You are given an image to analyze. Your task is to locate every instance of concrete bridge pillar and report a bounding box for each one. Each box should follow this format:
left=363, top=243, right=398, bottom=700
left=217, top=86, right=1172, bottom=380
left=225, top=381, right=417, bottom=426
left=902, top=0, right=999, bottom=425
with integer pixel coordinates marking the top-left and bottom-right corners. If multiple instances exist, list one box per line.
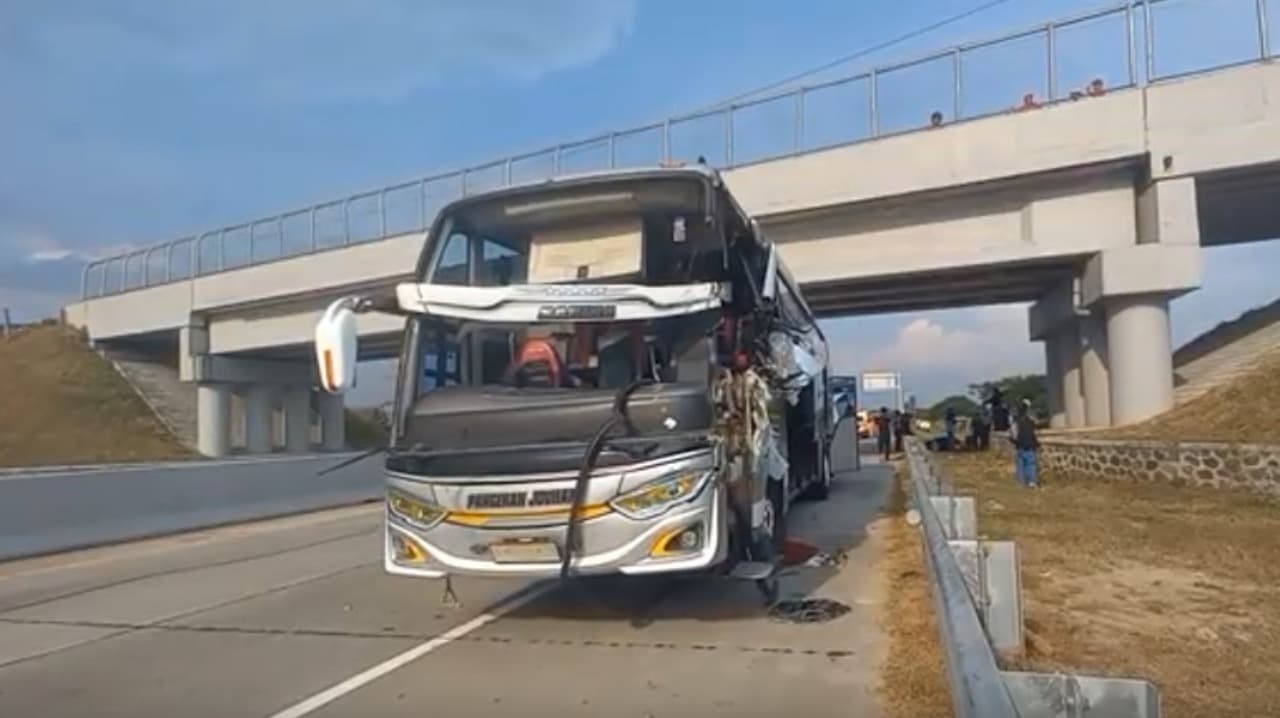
left=284, top=386, right=313, bottom=453
left=318, top=392, right=346, bottom=451
left=1052, top=323, right=1086, bottom=428
left=243, top=384, right=275, bottom=454
left=1043, top=336, right=1065, bottom=427
left=1079, top=312, right=1112, bottom=427
left=1106, top=294, right=1174, bottom=425
left=196, top=383, right=231, bottom=457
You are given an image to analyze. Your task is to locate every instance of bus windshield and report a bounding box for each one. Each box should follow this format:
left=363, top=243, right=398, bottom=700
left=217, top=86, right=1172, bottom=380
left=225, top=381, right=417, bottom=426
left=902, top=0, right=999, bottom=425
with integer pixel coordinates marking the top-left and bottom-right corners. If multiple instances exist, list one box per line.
left=411, top=311, right=718, bottom=398
left=423, top=175, right=727, bottom=289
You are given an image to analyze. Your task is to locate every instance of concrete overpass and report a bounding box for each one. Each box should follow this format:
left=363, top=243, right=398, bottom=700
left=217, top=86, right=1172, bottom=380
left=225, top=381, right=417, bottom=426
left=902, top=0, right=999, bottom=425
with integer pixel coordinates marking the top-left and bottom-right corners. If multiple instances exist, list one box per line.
left=63, top=2, right=1280, bottom=455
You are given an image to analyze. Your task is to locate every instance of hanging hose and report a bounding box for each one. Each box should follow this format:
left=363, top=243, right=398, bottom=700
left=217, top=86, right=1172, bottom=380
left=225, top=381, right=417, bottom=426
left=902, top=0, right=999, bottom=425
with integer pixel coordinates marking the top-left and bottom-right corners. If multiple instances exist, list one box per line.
left=559, top=380, right=650, bottom=581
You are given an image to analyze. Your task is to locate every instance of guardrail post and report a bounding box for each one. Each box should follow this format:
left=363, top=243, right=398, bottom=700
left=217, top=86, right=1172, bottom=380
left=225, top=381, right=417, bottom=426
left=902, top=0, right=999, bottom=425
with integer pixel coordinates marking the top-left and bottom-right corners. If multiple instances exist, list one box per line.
left=99, top=262, right=108, bottom=296
left=793, top=89, right=805, bottom=152
left=952, top=48, right=963, bottom=120
left=869, top=69, right=879, bottom=137
left=80, top=264, right=91, bottom=299
left=377, top=192, right=386, bottom=237
left=724, top=107, right=734, bottom=167
left=1126, top=2, right=1139, bottom=86
left=142, top=250, right=150, bottom=287
left=1143, top=0, right=1156, bottom=81
left=1258, top=0, right=1271, bottom=59
left=192, top=234, right=202, bottom=277
left=418, top=180, right=429, bottom=229
left=342, top=199, right=351, bottom=244
left=460, top=170, right=469, bottom=197
left=1046, top=22, right=1057, bottom=101
left=504, top=158, right=514, bottom=186
left=278, top=215, right=286, bottom=256
left=608, top=133, right=617, bottom=169
left=166, top=243, right=174, bottom=282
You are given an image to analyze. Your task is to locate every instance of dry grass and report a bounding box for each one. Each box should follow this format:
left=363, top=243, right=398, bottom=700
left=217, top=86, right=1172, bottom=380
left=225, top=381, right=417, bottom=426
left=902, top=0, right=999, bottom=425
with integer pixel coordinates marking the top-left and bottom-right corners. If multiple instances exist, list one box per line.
left=877, top=465, right=952, bottom=718
left=0, top=325, right=189, bottom=467
left=344, top=407, right=390, bottom=449
left=944, top=450, right=1280, bottom=718
left=1104, top=350, right=1280, bottom=443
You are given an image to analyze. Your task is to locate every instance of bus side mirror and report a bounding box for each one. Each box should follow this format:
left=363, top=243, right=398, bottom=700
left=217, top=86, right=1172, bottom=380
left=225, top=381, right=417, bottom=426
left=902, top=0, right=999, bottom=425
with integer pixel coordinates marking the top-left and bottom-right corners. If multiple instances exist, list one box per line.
left=315, top=297, right=360, bottom=394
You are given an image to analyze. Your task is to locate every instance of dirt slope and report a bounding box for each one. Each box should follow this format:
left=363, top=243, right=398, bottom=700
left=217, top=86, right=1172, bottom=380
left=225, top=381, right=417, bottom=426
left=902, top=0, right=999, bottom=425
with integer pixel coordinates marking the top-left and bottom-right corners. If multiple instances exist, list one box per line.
left=0, top=324, right=190, bottom=467
left=1106, top=349, right=1280, bottom=443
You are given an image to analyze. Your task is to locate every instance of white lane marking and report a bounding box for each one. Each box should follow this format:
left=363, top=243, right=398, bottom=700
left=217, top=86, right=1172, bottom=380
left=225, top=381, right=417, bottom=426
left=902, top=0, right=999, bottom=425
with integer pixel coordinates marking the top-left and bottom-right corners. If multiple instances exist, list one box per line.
left=266, top=581, right=555, bottom=718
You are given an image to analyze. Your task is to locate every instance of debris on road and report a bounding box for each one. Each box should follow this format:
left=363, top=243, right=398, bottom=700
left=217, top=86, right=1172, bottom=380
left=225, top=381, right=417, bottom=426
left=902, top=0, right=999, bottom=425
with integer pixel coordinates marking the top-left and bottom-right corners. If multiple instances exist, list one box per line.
left=768, top=598, right=851, bottom=624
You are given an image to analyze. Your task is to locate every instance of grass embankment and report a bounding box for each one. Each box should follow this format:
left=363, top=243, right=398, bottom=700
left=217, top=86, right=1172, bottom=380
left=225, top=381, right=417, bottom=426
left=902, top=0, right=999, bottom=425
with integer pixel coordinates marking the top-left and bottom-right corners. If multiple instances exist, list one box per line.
left=877, top=466, right=951, bottom=718
left=945, top=450, right=1280, bottom=718
left=344, top=408, right=390, bottom=449
left=1104, top=350, right=1280, bottom=443
left=0, top=324, right=189, bottom=467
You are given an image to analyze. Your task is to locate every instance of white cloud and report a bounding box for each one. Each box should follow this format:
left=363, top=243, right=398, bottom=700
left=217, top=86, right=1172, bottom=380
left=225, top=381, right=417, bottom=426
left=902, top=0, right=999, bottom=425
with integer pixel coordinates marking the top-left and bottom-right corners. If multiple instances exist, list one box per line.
left=829, top=304, right=1042, bottom=404
left=866, top=305, right=1038, bottom=374
left=10, top=1, right=638, bottom=105
left=0, top=222, right=63, bottom=257
left=28, top=249, right=72, bottom=262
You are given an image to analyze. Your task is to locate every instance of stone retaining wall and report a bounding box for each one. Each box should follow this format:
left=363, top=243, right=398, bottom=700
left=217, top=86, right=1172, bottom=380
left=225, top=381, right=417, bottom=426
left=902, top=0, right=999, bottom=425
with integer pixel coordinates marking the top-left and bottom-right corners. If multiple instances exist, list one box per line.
left=1038, top=438, right=1280, bottom=497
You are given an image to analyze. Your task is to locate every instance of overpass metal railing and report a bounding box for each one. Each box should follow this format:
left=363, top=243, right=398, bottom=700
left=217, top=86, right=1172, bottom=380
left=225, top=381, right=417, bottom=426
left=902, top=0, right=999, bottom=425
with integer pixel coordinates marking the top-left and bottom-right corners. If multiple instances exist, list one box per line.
left=81, top=0, right=1277, bottom=299
left=905, top=438, right=1162, bottom=717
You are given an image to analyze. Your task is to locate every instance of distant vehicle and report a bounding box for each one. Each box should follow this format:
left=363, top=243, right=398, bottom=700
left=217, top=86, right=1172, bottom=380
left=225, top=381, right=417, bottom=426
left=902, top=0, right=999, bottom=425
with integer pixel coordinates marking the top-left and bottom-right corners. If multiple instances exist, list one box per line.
left=313, top=166, right=834, bottom=599
left=854, top=410, right=875, bottom=439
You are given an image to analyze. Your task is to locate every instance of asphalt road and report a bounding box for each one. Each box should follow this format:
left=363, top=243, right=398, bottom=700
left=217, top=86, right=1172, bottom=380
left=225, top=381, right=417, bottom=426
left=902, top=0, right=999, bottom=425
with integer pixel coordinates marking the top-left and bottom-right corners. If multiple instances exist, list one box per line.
left=0, top=439, right=891, bottom=718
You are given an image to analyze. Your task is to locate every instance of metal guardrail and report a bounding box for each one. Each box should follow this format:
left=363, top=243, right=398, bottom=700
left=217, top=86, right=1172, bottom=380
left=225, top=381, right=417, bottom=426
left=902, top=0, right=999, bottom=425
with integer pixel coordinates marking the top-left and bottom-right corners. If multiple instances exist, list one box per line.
left=905, top=438, right=1162, bottom=717
left=906, top=439, right=1021, bottom=718
left=0, top=454, right=380, bottom=561
left=81, top=0, right=1276, bottom=299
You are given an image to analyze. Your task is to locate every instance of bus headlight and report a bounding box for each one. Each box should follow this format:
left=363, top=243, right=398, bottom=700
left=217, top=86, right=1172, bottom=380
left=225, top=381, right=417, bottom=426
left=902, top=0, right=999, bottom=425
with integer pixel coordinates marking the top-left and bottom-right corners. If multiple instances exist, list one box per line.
left=387, top=490, right=445, bottom=530
left=610, top=471, right=711, bottom=520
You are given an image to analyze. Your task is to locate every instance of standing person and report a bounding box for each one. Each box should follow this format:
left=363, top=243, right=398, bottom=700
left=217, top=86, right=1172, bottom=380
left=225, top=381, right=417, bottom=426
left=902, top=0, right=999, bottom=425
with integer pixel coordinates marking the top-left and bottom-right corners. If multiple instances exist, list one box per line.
left=973, top=408, right=991, bottom=451
left=875, top=407, right=892, bottom=461
left=1008, top=398, right=1041, bottom=488
left=988, top=388, right=1010, bottom=433
left=892, top=410, right=905, bottom=454
left=943, top=407, right=958, bottom=451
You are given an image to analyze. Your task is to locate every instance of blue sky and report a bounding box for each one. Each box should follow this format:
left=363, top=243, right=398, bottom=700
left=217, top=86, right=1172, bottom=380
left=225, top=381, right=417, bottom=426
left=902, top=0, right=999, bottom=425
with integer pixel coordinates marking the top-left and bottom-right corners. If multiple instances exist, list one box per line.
left=2, top=0, right=1278, bottom=405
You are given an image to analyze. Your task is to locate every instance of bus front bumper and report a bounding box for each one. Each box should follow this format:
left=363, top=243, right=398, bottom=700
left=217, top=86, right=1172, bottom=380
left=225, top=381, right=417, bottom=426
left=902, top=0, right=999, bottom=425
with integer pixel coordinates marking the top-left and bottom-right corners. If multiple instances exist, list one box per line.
left=383, top=484, right=727, bottom=579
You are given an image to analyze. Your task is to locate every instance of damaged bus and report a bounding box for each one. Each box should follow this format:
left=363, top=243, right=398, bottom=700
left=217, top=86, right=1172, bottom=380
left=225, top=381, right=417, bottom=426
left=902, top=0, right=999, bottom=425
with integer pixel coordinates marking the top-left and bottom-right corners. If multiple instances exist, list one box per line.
left=314, top=166, right=834, bottom=594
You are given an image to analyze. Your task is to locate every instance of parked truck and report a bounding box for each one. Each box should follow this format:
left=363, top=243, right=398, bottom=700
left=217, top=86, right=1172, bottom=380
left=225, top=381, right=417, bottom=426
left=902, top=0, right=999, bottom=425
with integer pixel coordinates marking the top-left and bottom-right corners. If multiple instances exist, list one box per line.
left=313, top=166, right=836, bottom=597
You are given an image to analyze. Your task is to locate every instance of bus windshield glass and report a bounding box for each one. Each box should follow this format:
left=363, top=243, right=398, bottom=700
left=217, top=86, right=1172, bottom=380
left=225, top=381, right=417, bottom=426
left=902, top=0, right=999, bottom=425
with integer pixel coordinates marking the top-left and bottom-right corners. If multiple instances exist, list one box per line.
left=423, top=175, right=726, bottom=288
left=412, top=312, right=717, bottom=398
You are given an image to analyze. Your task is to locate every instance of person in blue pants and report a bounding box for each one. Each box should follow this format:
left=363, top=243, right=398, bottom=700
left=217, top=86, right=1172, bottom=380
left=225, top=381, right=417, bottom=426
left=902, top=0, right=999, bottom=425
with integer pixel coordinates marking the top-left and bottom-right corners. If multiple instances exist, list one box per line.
left=1008, top=398, right=1040, bottom=488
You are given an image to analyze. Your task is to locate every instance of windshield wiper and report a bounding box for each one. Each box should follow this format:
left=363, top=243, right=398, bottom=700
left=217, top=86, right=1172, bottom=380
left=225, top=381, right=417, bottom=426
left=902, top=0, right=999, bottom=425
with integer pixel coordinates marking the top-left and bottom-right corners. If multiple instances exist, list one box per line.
left=315, top=443, right=423, bottom=476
